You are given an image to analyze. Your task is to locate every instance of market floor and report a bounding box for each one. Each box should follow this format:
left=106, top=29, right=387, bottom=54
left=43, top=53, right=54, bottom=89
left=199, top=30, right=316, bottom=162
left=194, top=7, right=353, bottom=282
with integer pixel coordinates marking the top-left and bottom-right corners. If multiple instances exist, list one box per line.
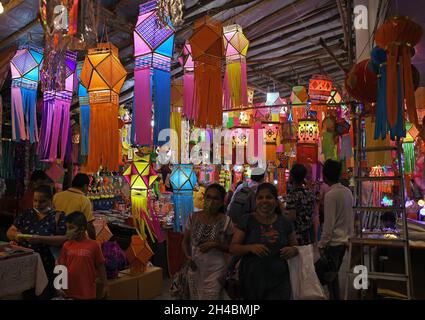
left=154, top=277, right=173, bottom=300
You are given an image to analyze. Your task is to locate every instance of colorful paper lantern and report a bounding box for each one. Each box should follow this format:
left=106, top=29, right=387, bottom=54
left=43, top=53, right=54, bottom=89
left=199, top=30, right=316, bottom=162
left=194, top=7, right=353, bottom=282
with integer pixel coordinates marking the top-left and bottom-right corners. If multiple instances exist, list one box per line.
left=133, top=0, right=175, bottom=146
left=327, top=89, right=342, bottom=105
left=263, top=123, right=280, bottom=144
left=223, top=24, right=249, bottom=109
left=345, top=59, right=377, bottom=103
left=38, top=51, right=77, bottom=162
left=126, top=235, right=154, bottom=274
left=403, top=123, right=416, bottom=174
left=170, top=164, right=197, bottom=232
left=80, top=42, right=127, bottom=172
left=123, top=154, right=163, bottom=242
left=375, top=16, right=422, bottom=129
left=309, top=75, right=332, bottom=102
left=10, top=44, right=43, bottom=143
left=189, top=16, right=224, bottom=127
left=297, top=117, right=319, bottom=164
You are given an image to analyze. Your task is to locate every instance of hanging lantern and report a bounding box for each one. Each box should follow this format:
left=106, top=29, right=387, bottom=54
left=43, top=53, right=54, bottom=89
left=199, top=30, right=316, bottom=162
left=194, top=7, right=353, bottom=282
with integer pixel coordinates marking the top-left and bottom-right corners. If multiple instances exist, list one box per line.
left=265, top=92, right=281, bottom=106
left=232, top=128, right=248, bottom=147
left=290, top=86, right=308, bottom=105
left=345, top=59, right=378, bottom=103
left=223, top=24, right=249, bottom=109
left=247, top=87, right=254, bottom=107
left=297, top=117, right=319, bottom=164
left=80, top=43, right=127, bottom=172
left=189, top=16, right=224, bottom=127
left=133, top=0, right=175, bottom=146
left=238, top=111, right=251, bottom=126
left=170, top=164, right=197, bottom=232
left=375, top=16, right=422, bottom=129
left=403, top=122, right=416, bottom=174
left=38, top=51, right=77, bottom=162
left=309, top=75, right=332, bottom=102
left=123, top=154, right=163, bottom=242
left=10, top=44, right=43, bottom=143
left=263, top=124, right=280, bottom=144
left=126, top=235, right=154, bottom=274
left=77, top=61, right=90, bottom=158
left=327, top=89, right=342, bottom=105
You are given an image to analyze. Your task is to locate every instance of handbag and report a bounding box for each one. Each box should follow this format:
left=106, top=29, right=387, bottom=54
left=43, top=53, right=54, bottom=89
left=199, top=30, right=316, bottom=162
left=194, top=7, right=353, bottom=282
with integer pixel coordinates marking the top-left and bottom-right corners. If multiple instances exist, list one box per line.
left=169, top=261, right=190, bottom=300
left=287, top=245, right=326, bottom=300
left=314, top=248, right=338, bottom=285
left=224, top=257, right=241, bottom=300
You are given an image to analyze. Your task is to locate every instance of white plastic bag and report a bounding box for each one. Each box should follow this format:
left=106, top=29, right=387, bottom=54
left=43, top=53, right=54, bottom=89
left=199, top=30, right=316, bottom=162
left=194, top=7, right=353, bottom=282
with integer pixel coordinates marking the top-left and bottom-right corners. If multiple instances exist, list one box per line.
left=287, top=244, right=327, bottom=300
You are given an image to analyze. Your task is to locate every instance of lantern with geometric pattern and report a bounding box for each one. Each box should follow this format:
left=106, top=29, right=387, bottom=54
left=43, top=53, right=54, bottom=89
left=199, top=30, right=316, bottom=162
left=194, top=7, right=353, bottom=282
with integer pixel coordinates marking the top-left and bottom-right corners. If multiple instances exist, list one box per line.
left=223, top=24, right=249, bottom=109
left=10, top=44, right=43, bottom=143
left=80, top=43, right=127, bottom=172
left=38, top=51, right=77, bottom=162
left=170, top=164, right=197, bottom=232
left=133, top=0, right=175, bottom=146
left=123, top=154, right=163, bottom=242
left=297, top=117, right=319, bottom=164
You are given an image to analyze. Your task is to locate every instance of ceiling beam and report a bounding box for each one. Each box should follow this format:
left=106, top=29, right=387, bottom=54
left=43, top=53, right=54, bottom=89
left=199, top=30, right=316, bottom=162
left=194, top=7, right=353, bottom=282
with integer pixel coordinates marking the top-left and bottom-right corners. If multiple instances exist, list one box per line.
left=0, top=19, right=40, bottom=50
left=248, top=27, right=343, bottom=59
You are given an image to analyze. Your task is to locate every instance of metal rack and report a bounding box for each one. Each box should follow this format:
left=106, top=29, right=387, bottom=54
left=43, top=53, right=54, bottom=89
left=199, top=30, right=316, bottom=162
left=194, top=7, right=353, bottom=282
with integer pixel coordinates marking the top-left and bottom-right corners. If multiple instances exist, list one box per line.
left=344, top=114, right=414, bottom=300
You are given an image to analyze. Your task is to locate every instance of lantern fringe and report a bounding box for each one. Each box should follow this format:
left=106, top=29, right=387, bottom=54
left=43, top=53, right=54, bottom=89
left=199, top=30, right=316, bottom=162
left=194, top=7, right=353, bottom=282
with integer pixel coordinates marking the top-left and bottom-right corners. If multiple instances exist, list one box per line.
left=171, top=111, right=181, bottom=162
left=80, top=105, right=90, bottom=156
left=400, top=46, right=419, bottom=128
left=38, top=96, right=71, bottom=162
left=133, top=68, right=152, bottom=145
left=374, top=62, right=406, bottom=140
left=153, top=68, right=171, bottom=146
left=223, top=61, right=248, bottom=110
left=403, top=142, right=415, bottom=174
left=11, top=87, right=38, bottom=143
left=194, top=63, right=222, bottom=127
left=132, top=192, right=149, bottom=240
left=86, top=103, right=119, bottom=172
left=183, top=72, right=196, bottom=120
left=278, top=168, right=286, bottom=195
left=173, top=192, right=194, bottom=232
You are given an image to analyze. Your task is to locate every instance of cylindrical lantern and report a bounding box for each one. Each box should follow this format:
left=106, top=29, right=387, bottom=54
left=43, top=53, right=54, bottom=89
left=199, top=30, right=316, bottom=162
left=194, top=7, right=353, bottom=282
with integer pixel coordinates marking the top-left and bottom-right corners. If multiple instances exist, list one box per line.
left=375, top=16, right=422, bottom=129
left=10, top=44, right=43, bottom=143
left=80, top=43, right=127, bottom=172
left=345, top=59, right=377, bottom=103
left=223, top=24, right=249, bottom=109
left=297, top=118, right=319, bottom=164
left=123, top=155, right=163, bottom=242
left=170, top=164, right=197, bottom=232
left=309, top=74, right=333, bottom=102
left=133, top=0, right=175, bottom=146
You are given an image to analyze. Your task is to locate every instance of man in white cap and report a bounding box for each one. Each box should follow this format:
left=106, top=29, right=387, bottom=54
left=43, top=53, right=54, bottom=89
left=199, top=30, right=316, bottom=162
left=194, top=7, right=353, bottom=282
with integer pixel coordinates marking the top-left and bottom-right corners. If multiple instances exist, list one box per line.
left=227, top=166, right=266, bottom=224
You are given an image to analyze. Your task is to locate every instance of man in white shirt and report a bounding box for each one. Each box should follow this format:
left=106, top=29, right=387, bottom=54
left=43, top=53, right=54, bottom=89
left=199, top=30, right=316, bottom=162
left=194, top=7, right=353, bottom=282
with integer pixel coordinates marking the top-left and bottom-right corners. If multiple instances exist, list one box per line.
left=318, top=160, right=354, bottom=300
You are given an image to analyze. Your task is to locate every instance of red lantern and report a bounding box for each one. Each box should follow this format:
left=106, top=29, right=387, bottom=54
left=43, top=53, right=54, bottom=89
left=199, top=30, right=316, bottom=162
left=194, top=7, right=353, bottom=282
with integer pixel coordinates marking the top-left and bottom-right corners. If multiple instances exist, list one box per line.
left=309, top=74, right=333, bottom=102
left=345, top=59, right=377, bottom=103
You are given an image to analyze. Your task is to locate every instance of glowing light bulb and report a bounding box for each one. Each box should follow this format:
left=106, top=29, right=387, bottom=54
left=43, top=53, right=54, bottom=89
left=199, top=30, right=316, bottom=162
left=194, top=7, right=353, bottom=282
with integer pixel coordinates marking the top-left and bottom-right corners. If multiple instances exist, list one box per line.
left=274, top=180, right=278, bottom=185
left=0, top=2, right=4, bottom=14
left=418, top=199, right=425, bottom=207
left=420, top=208, right=425, bottom=217
left=151, top=120, right=154, bottom=127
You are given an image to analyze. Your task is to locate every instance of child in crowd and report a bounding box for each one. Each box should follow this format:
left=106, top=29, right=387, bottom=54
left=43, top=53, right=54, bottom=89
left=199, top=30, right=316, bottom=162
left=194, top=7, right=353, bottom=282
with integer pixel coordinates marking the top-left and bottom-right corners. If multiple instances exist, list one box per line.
left=58, top=211, right=108, bottom=299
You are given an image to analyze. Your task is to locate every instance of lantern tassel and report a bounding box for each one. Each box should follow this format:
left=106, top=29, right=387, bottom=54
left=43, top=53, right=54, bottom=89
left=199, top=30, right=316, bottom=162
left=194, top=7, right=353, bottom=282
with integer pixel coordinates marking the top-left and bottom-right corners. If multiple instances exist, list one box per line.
left=403, top=142, right=415, bottom=174
left=133, top=68, right=152, bottom=146
left=153, top=68, right=171, bottom=146
left=12, top=87, right=38, bottom=143
left=194, top=63, right=223, bottom=127
left=183, top=72, right=196, bottom=120
left=173, top=192, right=194, bottom=232
left=400, top=46, right=419, bottom=128
left=80, top=105, right=90, bottom=156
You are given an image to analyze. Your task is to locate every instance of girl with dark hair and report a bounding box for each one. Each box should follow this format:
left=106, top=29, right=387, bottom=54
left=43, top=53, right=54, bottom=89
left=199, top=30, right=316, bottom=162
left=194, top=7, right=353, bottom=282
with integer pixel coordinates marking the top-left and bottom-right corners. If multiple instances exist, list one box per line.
left=230, top=183, right=298, bottom=300
left=182, top=183, right=234, bottom=299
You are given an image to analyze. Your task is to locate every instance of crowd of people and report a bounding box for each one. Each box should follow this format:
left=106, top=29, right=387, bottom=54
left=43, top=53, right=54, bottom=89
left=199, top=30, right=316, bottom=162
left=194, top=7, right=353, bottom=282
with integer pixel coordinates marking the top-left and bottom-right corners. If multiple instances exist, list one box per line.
left=4, top=159, right=353, bottom=300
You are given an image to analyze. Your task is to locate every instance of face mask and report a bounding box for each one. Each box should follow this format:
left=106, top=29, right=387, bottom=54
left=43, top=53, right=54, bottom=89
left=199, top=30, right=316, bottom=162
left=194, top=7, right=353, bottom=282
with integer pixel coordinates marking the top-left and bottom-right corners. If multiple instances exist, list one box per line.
left=204, top=200, right=222, bottom=214
left=66, top=228, right=84, bottom=240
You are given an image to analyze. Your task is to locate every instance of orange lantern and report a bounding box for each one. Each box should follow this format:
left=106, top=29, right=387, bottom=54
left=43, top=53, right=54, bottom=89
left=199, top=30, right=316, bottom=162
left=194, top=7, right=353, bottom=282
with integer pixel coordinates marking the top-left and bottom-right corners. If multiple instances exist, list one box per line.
left=375, top=16, right=422, bottom=128
left=309, top=74, right=332, bottom=102
left=297, top=118, right=319, bottom=164
left=189, top=16, right=224, bottom=127
left=80, top=43, right=127, bottom=172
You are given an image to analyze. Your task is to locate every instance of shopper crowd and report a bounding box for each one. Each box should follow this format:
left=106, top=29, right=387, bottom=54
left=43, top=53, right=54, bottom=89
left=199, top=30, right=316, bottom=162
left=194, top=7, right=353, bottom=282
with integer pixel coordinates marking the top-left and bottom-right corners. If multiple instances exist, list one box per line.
left=4, top=160, right=353, bottom=300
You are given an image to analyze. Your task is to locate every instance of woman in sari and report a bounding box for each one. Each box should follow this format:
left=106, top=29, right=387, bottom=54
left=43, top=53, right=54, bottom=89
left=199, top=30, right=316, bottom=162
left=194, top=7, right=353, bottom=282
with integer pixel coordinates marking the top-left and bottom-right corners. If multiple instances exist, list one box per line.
left=182, top=183, right=233, bottom=299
